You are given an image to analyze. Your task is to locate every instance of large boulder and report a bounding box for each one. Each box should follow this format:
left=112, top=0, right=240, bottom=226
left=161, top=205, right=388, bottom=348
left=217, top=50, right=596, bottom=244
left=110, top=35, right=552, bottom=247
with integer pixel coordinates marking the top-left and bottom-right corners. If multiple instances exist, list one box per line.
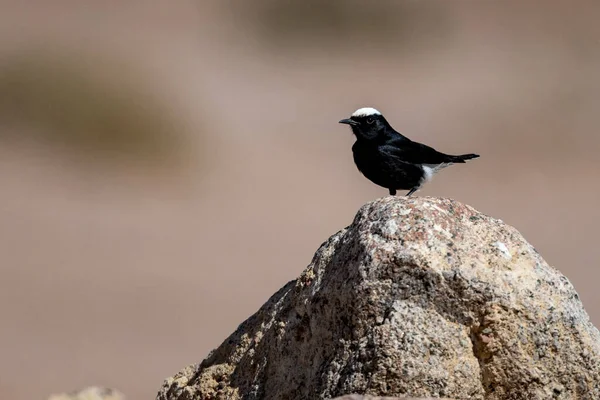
left=332, top=396, right=451, bottom=400
left=157, top=197, right=600, bottom=400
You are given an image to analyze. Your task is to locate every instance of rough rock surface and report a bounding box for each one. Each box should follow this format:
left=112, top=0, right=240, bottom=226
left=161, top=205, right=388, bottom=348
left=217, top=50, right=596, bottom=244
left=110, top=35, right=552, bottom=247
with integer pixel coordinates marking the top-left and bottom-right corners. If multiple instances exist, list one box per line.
left=332, top=396, right=451, bottom=400
left=48, top=387, right=125, bottom=400
left=157, top=197, right=600, bottom=400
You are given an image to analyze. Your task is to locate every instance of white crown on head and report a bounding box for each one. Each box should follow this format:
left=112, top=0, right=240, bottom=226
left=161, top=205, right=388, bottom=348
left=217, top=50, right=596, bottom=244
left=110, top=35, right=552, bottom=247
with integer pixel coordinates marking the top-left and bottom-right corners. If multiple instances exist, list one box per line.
left=351, top=107, right=381, bottom=118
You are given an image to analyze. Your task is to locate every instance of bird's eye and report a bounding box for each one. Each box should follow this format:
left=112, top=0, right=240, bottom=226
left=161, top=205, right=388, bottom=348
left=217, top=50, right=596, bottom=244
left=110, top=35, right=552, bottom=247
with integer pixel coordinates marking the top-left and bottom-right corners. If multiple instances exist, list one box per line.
left=366, top=118, right=374, bottom=124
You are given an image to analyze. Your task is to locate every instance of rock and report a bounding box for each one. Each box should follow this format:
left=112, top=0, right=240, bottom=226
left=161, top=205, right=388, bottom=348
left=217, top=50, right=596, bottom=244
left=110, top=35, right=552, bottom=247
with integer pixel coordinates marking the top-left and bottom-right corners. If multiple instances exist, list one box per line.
left=156, top=197, right=600, bottom=400
left=48, top=386, right=125, bottom=400
left=332, top=396, right=452, bottom=400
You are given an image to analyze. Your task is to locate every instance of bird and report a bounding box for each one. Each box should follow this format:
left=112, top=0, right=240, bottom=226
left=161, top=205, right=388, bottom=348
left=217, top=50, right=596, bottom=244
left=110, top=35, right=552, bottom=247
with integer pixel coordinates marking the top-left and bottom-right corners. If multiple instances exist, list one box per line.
left=339, top=107, right=480, bottom=196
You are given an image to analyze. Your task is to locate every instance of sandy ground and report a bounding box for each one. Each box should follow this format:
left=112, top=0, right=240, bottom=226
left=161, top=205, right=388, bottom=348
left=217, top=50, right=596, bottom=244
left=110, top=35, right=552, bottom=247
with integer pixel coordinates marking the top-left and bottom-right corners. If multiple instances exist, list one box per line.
left=0, top=2, right=599, bottom=399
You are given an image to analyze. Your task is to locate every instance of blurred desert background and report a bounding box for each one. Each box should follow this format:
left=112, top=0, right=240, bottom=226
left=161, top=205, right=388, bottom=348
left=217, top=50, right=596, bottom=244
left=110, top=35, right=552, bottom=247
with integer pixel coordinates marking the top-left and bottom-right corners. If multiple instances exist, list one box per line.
left=0, top=1, right=599, bottom=399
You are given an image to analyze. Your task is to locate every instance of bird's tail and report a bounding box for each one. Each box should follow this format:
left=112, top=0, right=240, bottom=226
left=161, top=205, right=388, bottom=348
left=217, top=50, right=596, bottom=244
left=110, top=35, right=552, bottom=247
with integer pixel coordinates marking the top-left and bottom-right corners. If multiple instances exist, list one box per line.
left=448, top=153, right=480, bottom=163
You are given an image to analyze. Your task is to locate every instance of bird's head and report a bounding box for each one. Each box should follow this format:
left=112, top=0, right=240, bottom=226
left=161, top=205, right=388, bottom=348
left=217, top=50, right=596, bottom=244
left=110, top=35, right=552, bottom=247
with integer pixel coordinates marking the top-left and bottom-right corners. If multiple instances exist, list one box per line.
left=339, top=107, right=389, bottom=140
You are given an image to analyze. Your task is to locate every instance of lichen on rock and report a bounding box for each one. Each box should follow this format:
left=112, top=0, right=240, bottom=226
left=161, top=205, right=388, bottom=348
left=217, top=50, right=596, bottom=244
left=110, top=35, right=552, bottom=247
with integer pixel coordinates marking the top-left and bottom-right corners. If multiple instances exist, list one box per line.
left=157, top=196, right=600, bottom=400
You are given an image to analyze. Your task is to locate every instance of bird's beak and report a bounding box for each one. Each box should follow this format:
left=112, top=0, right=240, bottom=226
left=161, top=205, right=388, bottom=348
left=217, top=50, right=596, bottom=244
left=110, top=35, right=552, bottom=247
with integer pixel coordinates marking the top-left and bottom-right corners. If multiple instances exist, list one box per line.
left=339, top=118, right=358, bottom=126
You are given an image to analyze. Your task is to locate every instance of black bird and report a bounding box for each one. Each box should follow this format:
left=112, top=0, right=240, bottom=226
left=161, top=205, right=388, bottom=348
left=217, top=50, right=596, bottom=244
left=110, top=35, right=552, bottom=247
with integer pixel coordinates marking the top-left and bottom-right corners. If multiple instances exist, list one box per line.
left=339, top=107, right=479, bottom=196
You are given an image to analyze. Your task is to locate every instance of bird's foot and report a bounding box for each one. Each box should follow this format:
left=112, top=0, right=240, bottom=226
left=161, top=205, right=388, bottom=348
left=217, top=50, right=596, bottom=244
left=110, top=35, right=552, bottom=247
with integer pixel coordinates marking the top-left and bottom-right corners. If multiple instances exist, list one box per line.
left=406, top=187, right=418, bottom=197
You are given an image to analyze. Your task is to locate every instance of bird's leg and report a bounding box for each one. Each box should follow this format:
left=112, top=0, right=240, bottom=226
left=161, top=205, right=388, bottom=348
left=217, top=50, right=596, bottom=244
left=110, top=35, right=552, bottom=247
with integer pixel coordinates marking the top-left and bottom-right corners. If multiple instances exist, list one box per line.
left=389, top=188, right=397, bottom=196
left=406, top=187, right=418, bottom=197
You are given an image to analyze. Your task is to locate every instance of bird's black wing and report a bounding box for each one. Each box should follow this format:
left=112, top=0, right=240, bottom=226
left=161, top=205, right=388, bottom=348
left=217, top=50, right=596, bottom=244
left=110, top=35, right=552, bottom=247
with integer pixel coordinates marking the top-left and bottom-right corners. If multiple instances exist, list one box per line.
left=381, top=137, right=453, bottom=165
left=372, top=145, right=424, bottom=188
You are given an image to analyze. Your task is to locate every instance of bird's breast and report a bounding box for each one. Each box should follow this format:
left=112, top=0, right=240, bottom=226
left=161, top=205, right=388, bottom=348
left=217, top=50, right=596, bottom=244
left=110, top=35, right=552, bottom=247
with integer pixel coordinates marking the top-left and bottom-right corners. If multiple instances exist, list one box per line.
left=351, top=143, right=377, bottom=171
left=352, top=143, right=388, bottom=178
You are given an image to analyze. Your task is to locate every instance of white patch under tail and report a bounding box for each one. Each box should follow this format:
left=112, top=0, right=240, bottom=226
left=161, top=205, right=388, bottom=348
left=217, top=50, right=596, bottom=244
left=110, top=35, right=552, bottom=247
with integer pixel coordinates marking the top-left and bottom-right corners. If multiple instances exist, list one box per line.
left=420, top=163, right=452, bottom=184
